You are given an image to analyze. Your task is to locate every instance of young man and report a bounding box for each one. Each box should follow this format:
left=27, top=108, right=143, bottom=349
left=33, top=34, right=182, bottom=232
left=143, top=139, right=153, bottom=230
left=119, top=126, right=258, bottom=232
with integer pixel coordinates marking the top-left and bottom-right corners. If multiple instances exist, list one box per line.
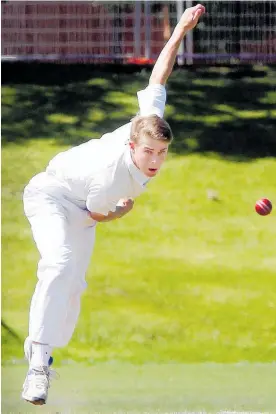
left=22, top=4, right=205, bottom=405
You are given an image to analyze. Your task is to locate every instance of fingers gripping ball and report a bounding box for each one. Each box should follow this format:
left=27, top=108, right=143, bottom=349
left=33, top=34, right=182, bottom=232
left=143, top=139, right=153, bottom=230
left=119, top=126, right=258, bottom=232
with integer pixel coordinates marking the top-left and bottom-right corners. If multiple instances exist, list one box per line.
left=255, top=198, right=272, bottom=216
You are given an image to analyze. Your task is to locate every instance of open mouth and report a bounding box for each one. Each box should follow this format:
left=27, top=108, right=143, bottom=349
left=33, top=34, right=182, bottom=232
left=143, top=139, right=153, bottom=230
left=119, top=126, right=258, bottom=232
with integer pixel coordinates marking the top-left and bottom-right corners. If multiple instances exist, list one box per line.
left=148, top=168, right=158, bottom=175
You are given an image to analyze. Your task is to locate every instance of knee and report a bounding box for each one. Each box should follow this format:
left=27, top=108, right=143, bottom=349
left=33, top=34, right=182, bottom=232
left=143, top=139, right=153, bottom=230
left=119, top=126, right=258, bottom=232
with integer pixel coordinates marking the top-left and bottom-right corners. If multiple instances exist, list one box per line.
left=37, top=247, right=76, bottom=281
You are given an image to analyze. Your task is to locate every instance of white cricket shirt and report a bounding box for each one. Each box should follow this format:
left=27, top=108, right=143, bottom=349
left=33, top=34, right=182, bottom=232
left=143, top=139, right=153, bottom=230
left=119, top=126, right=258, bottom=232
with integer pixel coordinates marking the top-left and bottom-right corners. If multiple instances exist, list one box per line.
left=29, top=84, right=166, bottom=215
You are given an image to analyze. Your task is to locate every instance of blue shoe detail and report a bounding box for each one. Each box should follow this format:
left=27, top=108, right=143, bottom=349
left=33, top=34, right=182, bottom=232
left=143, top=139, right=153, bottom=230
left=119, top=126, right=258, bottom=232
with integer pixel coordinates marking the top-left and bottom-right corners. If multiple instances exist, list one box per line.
left=48, top=356, right=53, bottom=366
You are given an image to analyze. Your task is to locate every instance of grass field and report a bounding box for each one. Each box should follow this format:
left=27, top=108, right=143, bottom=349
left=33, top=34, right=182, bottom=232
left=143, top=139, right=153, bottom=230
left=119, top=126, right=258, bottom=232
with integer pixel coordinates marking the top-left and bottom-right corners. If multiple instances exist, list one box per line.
left=2, top=64, right=276, bottom=411
left=2, top=139, right=276, bottom=365
left=2, top=65, right=276, bottom=365
left=2, top=363, right=276, bottom=413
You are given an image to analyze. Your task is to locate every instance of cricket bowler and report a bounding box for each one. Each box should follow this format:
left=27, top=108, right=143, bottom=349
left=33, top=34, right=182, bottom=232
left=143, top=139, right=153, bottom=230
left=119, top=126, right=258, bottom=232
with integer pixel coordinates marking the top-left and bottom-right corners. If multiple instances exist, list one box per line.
left=22, top=4, right=205, bottom=405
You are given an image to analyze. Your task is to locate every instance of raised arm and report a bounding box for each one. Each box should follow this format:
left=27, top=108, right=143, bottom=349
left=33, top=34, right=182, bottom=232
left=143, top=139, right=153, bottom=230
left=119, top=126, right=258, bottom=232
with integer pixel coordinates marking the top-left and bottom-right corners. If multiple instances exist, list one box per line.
left=149, top=4, right=205, bottom=86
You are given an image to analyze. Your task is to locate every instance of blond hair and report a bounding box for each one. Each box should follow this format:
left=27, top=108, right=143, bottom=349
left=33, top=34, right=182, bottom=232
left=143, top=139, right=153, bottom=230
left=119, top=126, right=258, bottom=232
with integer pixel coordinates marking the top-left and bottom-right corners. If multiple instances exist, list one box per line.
left=130, top=114, right=173, bottom=144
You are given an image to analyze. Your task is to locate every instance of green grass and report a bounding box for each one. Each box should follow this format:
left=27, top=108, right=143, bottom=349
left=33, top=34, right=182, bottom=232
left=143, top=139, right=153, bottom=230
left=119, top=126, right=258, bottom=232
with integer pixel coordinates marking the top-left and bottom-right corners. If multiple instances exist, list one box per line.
left=2, top=364, right=276, bottom=412
left=2, top=65, right=276, bottom=366
left=2, top=141, right=276, bottom=364
left=2, top=64, right=276, bottom=158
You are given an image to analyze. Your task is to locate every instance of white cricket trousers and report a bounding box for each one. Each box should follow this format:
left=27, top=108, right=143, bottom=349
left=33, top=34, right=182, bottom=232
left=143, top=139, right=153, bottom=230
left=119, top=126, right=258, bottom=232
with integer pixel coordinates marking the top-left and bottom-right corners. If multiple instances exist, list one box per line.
left=23, top=173, right=96, bottom=348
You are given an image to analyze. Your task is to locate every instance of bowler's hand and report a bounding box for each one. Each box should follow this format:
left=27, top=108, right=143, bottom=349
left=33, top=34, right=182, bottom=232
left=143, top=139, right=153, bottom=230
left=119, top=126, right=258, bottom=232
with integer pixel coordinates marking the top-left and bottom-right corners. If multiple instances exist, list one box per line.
left=116, top=198, right=134, bottom=218
left=88, top=198, right=134, bottom=223
left=179, top=4, right=205, bottom=32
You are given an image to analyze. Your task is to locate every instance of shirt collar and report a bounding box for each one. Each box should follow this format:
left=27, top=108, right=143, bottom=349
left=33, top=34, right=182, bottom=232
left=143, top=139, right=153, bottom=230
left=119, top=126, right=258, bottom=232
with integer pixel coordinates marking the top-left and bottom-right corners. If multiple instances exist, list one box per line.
left=124, top=146, right=150, bottom=188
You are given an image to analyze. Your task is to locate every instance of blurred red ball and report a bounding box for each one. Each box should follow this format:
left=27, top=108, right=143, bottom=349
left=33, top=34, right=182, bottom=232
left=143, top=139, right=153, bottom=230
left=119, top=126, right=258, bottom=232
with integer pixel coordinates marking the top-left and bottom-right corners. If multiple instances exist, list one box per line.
left=255, top=198, right=272, bottom=216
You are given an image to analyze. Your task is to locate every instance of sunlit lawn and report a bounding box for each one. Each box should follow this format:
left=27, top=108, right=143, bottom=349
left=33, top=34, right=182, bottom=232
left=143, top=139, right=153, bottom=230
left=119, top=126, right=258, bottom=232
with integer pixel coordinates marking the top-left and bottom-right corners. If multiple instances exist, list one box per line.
left=2, top=66, right=276, bottom=367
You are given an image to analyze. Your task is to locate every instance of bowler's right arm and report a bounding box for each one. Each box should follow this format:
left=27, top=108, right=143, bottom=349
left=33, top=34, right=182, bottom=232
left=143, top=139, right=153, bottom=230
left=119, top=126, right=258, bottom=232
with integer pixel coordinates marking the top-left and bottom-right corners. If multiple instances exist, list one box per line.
left=149, top=4, right=205, bottom=86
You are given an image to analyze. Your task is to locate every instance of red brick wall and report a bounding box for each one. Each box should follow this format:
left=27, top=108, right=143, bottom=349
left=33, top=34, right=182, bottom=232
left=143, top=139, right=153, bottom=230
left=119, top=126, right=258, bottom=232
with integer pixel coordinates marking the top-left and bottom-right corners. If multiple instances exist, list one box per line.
left=1, top=1, right=165, bottom=63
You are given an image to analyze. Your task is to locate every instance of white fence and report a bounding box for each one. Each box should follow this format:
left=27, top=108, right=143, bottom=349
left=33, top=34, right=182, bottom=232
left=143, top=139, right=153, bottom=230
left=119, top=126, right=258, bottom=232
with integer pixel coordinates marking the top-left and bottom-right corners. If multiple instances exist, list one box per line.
left=2, top=1, right=276, bottom=64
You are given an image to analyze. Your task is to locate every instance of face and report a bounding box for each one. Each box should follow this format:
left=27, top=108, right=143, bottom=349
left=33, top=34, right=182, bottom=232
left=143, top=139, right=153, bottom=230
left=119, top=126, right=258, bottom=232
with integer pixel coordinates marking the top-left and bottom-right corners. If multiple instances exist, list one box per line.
left=130, top=135, right=169, bottom=177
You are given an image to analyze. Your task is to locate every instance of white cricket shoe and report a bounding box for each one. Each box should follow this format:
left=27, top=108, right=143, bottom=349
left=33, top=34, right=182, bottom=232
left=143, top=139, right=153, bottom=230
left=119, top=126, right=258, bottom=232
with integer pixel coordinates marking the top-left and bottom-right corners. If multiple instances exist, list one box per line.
left=22, top=337, right=55, bottom=405
left=22, top=366, right=50, bottom=405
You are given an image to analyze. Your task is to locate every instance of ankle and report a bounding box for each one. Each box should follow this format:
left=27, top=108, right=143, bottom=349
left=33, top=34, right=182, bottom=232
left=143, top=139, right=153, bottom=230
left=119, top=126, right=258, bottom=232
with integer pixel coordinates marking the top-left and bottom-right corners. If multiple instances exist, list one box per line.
left=30, top=342, right=53, bottom=367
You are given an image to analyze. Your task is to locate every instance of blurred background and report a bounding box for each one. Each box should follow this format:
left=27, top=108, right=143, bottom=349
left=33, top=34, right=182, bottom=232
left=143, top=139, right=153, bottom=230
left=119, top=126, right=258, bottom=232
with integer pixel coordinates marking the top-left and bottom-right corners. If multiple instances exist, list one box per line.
left=2, top=1, right=276, bottom=64
left=2, top=1, right=276, bottom=412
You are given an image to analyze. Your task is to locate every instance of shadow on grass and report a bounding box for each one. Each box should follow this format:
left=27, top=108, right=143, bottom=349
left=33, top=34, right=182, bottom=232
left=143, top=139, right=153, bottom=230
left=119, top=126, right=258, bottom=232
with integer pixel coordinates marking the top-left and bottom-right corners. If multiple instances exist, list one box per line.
left=2, top=63, right=276, bottom=160
left=1, top=319, right=22, bottom=359
left=1, top=319, right=21, bottom=341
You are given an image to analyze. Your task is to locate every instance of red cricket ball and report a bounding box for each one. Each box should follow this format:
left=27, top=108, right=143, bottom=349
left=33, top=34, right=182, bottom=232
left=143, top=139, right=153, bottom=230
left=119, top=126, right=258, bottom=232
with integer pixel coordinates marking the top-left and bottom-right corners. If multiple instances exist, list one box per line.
left=255, top=198, right=272, bottom=216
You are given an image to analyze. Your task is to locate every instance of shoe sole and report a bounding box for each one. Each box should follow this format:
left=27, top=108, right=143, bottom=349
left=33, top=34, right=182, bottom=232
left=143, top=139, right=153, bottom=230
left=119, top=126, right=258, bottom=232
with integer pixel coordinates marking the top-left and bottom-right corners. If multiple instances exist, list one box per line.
left=23, top=396, right=46, bottom=405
